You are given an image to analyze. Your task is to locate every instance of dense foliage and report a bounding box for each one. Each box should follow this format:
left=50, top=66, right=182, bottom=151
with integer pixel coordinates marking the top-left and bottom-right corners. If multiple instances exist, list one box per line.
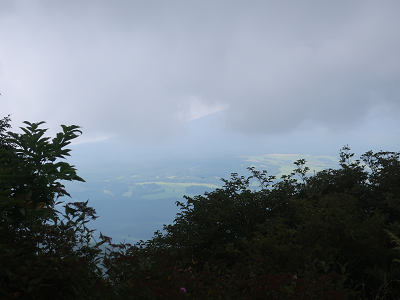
left=1, top=116, right=400, bottom=299
left=0, top=118, right=105, bottom=299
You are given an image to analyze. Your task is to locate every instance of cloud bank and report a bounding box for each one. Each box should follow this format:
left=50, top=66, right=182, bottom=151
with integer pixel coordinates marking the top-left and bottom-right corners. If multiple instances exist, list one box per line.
left=0, top=0, right=399, bottom=144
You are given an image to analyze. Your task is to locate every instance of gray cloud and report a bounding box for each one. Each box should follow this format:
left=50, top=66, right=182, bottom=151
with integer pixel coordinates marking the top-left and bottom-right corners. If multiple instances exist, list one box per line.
left=1, top=0, right=399, bottom=144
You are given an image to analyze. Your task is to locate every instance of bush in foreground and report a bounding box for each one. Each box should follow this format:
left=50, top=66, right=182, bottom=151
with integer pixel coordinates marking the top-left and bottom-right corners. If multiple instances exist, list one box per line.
left=1, top=117, right=400, bottom=299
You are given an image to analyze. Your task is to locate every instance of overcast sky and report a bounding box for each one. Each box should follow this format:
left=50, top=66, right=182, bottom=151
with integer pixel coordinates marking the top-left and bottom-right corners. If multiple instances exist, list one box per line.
left=1, top=0, right=400, bottom=146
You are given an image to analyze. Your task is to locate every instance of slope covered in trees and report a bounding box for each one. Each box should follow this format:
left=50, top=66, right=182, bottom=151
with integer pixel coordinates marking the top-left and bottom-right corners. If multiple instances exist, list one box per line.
left=1, top=117, right=400, bottom=299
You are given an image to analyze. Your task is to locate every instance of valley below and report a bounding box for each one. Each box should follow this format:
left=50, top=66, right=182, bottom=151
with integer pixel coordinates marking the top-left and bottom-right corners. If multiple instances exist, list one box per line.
left=64, top=151, right=339, bottom=244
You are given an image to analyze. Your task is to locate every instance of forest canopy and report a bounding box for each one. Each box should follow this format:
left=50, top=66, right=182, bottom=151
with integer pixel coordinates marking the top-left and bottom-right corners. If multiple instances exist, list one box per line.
left=1, top=116, right=400, bottom=299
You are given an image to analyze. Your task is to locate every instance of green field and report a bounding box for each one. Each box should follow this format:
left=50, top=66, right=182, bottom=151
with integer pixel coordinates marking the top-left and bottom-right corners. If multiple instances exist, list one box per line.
left=124, top=182, right=219, bottom=200
left=239, top=153, right=338, bottom=178
left=92, top=153, right=340, bottom=200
